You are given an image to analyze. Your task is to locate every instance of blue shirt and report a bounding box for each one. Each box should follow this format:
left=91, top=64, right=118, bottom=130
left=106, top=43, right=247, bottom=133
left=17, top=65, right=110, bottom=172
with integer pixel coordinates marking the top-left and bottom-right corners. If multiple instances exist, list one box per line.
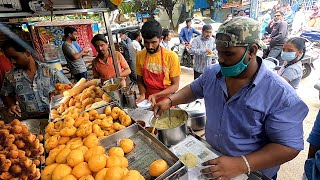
left=1, top=62, right=70, bottom=114
left=72, top=41, right=82, bottom=52
left=179, top=27, right=201, bottom=44
left=190, top=58, right=308, bottom=178
left=307, top=110, right=320, bottom=147
left=305, top=110, right=320, bottom=180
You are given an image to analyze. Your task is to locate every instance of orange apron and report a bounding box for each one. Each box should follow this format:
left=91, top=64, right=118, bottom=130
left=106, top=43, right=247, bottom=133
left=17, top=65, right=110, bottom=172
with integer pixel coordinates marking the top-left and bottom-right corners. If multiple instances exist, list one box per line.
left=142, top=47, right=169, bottom=103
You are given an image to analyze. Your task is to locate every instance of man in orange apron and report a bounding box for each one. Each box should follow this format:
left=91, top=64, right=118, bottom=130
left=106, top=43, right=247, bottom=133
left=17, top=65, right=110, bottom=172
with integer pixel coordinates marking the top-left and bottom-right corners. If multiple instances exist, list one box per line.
left=135, top=20, right=181, bottom=106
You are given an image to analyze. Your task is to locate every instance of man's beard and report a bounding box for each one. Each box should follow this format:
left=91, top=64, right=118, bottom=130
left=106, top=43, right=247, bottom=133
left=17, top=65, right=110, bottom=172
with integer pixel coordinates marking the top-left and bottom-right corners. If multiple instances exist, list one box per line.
left=146, top=45, right=160, bottom=54
left=13, top=64, right=24, bottom=69
left=71, top=37, right=77, bottom=41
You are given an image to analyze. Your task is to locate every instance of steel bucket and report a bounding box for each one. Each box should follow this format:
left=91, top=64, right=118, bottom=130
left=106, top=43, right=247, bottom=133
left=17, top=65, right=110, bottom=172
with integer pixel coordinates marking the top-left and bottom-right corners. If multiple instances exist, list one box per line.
left=150, top=108, right=188, bottom=147
left=103, top=77, right=124, bottom=106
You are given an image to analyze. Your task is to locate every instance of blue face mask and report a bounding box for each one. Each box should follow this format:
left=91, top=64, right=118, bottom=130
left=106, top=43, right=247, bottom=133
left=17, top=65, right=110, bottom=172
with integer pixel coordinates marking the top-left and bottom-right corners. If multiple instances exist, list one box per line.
left=281, top=51, right=296, bottom=61
left=220, top=47, right=251, bottom=77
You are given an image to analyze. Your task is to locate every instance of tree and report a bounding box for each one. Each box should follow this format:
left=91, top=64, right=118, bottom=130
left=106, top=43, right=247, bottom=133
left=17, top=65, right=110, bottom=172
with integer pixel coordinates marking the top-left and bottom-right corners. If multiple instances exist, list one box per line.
left=119, top=0, right=158, bottom=19
left=119, top=1, right=135, bottom=15
left=206, top=0, right=215, bottom=19
left=157, top=0, right=179, bottom=30
left=158, top=0, right=194, bottom=31
left=134, top=0, right=158, bottom=19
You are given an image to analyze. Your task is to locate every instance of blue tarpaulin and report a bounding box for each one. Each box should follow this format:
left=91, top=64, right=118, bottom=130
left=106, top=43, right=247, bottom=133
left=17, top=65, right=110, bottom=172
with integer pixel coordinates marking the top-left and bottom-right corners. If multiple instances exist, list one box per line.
left=193, top=0, right=209, bottom=9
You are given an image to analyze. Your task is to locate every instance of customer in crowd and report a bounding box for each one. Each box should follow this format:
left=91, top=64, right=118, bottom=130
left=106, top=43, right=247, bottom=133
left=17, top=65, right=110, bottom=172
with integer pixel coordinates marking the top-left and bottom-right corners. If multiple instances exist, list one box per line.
left=264, top=11, right=288, bottom=65
left=136, top=20, right=181, bottom=106
left=284, top=5, right=295, bottom=26
left=119, top=29, right=132, bottom=62
left=189, top=24, right=216, bottom=79
left=179, top=18, right=201, bottom=45
left=0, top=49, right=13, bottom=107
left=161, top=29, right=172, bottom=49
left=128, top=30, right=142, bottom=79
left=305, top=110, right=320, bottom=180
left=62, top=26, right=88, bottom=81
left=91, top=34, right=131, bottom=86
left=154, top=17, right=308, bottom=180
left=291, top=6, right=306, bottom=35
left=278, top=37, right=305, bottom=89
left=0, top=49, right=13, bottom=88
left=119, top=29, right=135, bottom=82
left=308, top=3, right=320, bottom=27
left=261, top=10, right=271, bottom=35
left=1, top=39, right=70, bottom=118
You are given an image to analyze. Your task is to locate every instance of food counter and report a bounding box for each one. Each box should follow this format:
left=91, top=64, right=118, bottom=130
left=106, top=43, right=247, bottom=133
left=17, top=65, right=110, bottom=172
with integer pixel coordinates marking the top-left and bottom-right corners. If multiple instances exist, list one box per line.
left=0, top=78, right=271, bottom=180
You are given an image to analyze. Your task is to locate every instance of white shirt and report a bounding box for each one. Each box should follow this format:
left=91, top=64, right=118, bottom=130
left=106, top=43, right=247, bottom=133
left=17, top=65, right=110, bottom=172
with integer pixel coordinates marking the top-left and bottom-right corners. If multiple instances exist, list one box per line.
left=128, top=40, right=142, bottom=70
left=161, top=41, right=170, bottom=49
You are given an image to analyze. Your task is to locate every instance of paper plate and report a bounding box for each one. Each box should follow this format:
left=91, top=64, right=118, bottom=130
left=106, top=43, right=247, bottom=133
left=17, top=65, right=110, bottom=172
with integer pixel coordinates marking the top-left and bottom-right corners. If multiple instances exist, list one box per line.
left=137, top=100, right=152, bottom=109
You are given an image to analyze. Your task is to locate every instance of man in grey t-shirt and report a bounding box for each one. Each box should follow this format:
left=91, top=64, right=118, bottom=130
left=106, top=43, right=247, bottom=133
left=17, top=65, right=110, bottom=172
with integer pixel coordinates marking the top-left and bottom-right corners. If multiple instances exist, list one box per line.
left=62, top=26, right=88, bottom=81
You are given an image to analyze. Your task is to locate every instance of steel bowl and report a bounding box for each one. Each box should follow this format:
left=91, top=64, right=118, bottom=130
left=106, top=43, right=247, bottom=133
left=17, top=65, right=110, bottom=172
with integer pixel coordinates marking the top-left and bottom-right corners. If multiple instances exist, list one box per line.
left=103, top=77, right=124, bottom=106
left=178, top=100, right=206, bottom=131
left=150, top=108, right=188, bottom=147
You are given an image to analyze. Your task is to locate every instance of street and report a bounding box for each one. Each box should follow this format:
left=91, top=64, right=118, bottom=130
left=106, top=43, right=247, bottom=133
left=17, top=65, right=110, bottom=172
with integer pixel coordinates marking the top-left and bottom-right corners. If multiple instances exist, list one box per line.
left=178, top=56, right=320, bottom=179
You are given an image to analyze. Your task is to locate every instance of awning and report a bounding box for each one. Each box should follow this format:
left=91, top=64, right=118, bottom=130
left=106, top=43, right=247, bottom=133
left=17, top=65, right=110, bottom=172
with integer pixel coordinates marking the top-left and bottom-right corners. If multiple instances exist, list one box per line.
left=34, top=19, right=97, bottom=27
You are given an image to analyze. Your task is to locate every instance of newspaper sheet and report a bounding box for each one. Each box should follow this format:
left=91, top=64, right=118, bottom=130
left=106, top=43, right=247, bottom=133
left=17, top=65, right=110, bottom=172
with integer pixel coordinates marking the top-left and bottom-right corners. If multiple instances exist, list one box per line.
left=170, top=135, right=248, bottom=180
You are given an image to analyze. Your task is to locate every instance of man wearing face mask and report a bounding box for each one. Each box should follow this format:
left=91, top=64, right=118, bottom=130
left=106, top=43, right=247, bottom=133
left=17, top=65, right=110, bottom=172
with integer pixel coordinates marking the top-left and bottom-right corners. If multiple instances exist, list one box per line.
left=135, top=20, right=181, bottom=106
left=264, top=11, right=288, bottom=65
left=189, top=24, right=216, bottom=79
left=154, top=17, right=308, bottom=179
left=62, top=26, right=89, bottom=81
left=278, top=37, right=305, bottom=89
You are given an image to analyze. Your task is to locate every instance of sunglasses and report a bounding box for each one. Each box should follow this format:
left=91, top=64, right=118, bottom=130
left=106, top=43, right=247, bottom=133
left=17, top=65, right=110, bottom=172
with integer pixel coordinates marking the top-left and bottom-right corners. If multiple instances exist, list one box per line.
left=274, top=14, right=281, bottom=17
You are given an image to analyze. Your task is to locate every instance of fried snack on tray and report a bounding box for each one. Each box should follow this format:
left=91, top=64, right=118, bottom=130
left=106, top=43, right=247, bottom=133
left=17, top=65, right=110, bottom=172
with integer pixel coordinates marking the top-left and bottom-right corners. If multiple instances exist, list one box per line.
left=53, top=83, right=74, bottom=96
left=0, top=119, right=44, bottom=180
left=50, top=80, right=111, bottom=121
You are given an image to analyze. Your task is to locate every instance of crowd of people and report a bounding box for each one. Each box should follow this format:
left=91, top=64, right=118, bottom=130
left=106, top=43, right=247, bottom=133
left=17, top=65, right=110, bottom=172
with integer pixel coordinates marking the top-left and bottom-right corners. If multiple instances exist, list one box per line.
left=0, top=12, right=319, bottom=179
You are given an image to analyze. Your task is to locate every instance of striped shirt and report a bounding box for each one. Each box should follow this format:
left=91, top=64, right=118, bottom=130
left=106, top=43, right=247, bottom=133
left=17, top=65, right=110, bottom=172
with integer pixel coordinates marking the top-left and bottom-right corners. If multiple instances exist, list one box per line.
left=189, top=36, right=216, bottom=73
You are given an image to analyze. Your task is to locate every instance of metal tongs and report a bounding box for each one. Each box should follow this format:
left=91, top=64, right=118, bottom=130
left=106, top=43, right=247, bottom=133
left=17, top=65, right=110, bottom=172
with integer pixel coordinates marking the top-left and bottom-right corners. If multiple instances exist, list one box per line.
left=168, top=108, right=172, bottom=127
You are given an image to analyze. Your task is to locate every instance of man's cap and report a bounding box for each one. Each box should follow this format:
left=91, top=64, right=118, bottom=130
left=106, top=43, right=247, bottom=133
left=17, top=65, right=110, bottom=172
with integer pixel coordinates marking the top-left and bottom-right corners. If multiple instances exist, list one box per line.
left=216, top=17, right=266, bottom=49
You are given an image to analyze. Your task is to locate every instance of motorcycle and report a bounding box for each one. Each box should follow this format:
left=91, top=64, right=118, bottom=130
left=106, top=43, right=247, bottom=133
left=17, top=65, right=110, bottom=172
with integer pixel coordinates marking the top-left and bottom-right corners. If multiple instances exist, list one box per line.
left=171, top=43, right=193, bottom=68
left=300, top=28, right=320, bottom=47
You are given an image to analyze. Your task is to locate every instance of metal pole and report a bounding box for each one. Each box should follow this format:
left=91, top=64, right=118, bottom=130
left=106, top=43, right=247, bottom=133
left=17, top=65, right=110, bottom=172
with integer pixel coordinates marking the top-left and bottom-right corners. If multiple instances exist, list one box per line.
left=102, top=11, right=120, bottom=77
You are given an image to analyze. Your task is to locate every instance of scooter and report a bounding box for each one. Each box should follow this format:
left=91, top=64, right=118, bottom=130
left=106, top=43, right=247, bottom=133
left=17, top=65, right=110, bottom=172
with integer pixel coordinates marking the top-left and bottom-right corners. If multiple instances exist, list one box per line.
left=300, top=28, right=320, bottom=47
left=171, top=43, right=193, bottom=68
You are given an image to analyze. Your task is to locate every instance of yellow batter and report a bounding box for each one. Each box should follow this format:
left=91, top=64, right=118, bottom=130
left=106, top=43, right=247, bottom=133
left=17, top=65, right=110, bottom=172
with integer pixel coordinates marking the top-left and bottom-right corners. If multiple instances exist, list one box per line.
left=155, top=117, right=184, bottom=129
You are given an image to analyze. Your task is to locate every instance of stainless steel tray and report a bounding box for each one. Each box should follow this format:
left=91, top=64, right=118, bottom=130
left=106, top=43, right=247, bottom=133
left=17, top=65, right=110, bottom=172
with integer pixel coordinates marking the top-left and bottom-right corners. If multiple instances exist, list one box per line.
left=99, top=124, right=184, bottom=180
left=21, top=119, right=48, bottom=134
left=50, top=94, right=64, bottom=110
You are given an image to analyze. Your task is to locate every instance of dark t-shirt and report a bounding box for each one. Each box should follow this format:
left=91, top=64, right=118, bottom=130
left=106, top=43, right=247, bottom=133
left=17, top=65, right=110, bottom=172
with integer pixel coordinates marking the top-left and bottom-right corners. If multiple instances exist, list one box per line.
left=270, top=21, right=288, bottom=47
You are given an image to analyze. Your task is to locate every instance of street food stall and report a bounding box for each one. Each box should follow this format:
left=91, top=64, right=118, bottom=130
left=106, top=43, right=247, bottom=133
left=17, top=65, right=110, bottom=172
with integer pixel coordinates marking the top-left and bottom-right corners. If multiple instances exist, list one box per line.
left=0, top=1, right=271, bottom=180
left=0, top=78, right=271, bottom=179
